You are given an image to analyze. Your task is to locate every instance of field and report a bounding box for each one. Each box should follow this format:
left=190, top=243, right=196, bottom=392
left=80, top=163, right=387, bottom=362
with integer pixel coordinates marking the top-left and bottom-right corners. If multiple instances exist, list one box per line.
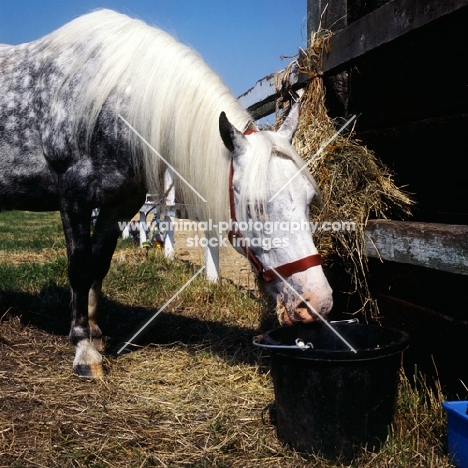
left=0, top=211, right=455, bottom=467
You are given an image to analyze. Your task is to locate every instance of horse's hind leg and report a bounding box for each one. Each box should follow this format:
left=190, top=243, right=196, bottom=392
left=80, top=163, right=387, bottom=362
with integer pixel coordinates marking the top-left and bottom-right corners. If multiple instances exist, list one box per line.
left=61, top=191, right=145, bottom=377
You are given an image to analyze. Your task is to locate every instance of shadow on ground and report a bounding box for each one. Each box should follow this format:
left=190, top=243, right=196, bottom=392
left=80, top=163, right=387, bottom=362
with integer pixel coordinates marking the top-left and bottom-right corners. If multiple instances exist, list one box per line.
left=0, top=283, right=271, bottom=367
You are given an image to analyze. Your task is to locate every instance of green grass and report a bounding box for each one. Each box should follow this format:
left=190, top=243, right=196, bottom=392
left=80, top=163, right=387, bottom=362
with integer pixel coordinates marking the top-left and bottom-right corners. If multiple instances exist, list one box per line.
left=0, top=210, right=64, bottom=251
left=0, top=211, right=259, bottom=326
left=0, top=257, right=68, bottom=291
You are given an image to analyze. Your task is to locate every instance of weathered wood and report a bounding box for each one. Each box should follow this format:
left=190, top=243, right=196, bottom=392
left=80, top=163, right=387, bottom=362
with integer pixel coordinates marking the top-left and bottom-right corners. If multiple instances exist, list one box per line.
left=240, top=2, right=468, bottom=277
left=307, top=0, right=347, bottom=39
left=239, top=0, right=468, bottom=119
left=365, top=220, right=468, bottom=275
left=358, top=113, right=468, bottom=143
left=347, top=0, right=390, bottom=23
left=324, top=0, right=468, bottom=72
left=307, top=0, right=350, bottom=116
left=237, top=63, right=308, bottom=120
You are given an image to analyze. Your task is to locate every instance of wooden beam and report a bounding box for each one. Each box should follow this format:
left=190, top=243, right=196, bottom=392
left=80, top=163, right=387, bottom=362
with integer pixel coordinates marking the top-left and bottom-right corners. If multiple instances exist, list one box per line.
left=323, top=0, right=468, bottom=72
left=238, top=0, right=468, bottom=119
left=237, top=63, right=308, bottom=120
left=357, top=113, right=468, bottom=142
left=364, top=220, right=468, bottom=276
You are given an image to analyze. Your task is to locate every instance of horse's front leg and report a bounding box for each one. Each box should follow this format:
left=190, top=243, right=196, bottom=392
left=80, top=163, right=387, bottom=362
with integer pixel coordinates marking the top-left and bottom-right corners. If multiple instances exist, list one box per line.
left=83, top=196, right=147, bottom=370
left=86, top=195, right=147, bottom=351
left=60, top=202, right=104, bottom=378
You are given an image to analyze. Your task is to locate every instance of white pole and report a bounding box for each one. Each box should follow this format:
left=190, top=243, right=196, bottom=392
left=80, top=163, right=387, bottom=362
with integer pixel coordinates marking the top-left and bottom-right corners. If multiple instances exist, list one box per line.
left=163, top=168, right=176, bottom=260
left=204, top=230, right=219, bottom=282
left=139, top=209, right=147, bottom=247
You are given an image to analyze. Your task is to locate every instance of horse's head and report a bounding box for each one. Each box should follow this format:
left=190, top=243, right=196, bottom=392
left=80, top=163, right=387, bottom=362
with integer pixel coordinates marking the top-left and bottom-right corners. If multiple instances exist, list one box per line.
left=219, top=105, right=333, bottom=324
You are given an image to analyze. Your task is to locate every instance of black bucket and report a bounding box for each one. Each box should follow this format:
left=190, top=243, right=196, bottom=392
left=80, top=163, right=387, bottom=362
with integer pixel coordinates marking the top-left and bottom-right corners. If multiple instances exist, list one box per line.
left=254, top=322, right=409, bottom=461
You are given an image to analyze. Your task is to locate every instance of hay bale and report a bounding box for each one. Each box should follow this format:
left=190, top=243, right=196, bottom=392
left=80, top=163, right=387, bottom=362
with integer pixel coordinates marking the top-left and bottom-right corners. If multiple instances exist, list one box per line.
left=275, top=29, right=413, bottom=319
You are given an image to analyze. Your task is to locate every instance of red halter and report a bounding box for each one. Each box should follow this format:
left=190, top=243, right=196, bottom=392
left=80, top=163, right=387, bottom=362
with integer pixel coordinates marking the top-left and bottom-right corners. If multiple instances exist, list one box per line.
left=228, top=129, right=322, bottom=282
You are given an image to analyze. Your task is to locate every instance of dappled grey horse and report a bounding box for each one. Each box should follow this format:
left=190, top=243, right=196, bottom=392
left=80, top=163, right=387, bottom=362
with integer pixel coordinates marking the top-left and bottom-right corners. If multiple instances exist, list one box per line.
left=0, top=9, right=332, bottom=377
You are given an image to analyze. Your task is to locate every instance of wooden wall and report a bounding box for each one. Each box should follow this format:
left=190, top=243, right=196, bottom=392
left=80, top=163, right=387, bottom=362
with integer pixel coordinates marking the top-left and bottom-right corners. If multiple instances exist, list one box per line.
left=306, top=0, right=468, bottom=397
left=238, top=0, right=468, bottom=396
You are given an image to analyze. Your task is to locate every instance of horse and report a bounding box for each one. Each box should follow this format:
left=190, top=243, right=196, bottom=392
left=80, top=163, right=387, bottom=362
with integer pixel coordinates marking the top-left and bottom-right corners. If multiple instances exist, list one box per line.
left=0, top=9, right=333, bottom=377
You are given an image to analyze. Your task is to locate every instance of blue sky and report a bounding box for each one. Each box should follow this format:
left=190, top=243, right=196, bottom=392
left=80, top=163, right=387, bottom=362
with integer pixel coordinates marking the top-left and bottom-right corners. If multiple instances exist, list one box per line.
left=0, top=0, right=308, bottom=100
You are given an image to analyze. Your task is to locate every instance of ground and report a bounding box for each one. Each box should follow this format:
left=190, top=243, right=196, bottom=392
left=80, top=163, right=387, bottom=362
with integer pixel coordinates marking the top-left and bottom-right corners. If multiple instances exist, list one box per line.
left=165, top=221, right=256, bottom=291
left=0, top=212, right=452, bottom=467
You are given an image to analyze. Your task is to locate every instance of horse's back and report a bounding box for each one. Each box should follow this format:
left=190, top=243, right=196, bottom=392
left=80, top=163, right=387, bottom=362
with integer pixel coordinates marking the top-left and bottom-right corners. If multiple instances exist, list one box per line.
left=0, top=42, right=60, bottom=211
left=0, top=33, right=142, bottom=212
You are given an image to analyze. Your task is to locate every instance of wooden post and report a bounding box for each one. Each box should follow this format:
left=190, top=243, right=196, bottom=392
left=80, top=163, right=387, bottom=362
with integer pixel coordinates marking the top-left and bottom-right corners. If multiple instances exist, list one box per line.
left=161, top=168, right=219, bottom=281
left=307, top=0, right=347, bottom=40
left=163, top=168, right=176, bottom=260
left=307, top=0, right=350, bottom=116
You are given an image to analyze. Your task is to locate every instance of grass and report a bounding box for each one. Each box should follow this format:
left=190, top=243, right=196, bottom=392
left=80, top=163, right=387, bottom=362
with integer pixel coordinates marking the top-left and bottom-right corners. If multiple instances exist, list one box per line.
left=0, top=210, right=64, bottom=251
left=0, top=211, right=458, bottom=467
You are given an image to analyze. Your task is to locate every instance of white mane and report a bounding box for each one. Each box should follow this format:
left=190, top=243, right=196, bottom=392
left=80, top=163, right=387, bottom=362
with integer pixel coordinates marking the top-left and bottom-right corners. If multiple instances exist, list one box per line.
left=31, top=9, right=316, bottom=224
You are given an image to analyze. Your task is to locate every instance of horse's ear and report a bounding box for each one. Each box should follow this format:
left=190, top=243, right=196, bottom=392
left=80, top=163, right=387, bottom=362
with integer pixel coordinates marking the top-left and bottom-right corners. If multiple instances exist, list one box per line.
left=277, top=100, right=301, bottom=142
left=219, top=112, right=246, bottom=154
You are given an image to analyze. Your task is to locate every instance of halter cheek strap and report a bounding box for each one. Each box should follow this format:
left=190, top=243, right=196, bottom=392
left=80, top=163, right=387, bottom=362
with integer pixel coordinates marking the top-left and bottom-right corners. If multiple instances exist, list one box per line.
left=228, top=128, right=322, bottom=282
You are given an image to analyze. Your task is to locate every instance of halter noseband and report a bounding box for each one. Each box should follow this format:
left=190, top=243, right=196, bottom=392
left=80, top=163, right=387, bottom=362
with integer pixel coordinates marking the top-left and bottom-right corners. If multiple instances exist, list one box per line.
left=228, top=128, right=322, bottom=282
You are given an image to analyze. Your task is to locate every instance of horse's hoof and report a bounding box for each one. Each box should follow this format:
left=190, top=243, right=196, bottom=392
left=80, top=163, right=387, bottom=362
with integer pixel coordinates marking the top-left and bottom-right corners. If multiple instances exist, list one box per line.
left=73, top=363, right=105, bottom=378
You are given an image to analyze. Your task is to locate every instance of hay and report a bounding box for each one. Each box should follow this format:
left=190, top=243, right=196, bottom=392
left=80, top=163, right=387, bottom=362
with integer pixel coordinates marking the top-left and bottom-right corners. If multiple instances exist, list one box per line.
left=0, top=248, right=67, bottom=265
left=275, top=29, right=413, bottom=319
left=0, top=304, right=331, bottom=468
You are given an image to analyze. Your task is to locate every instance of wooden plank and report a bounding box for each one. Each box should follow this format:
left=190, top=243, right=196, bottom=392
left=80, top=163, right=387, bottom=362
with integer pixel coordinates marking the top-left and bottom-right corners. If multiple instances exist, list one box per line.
left=358, top=113, right=468, bottom=142
left=237, top=72, right=277, bottom=118
left=324, top=0, right=468, bottom=72
left=237, top=63, right=307, bottom=120
left=365, top=220, right=468, bottom=275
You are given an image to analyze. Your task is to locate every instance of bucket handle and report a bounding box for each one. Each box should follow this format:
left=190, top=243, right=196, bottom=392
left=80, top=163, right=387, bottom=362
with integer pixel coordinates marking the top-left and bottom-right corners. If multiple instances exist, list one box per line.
left=253, top=337, right=314, bottom=351
left=252, top=318, right=359, bottom=351
left=330, top=318, right=359, bottom=325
